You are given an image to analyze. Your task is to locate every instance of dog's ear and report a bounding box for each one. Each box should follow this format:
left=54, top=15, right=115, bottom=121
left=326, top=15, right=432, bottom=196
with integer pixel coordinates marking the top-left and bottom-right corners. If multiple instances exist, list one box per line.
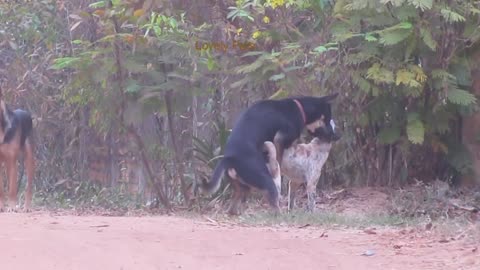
left=321, top=93, right=339, bottom=103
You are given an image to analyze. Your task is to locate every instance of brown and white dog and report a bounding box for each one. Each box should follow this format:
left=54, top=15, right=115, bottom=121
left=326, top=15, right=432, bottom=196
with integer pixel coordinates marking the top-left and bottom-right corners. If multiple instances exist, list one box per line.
left=265, top=119, right=339, bottom=211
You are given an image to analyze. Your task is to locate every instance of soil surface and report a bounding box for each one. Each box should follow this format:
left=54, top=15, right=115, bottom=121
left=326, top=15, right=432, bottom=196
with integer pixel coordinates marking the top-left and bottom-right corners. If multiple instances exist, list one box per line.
left=0, top=211, right=478, bottom=270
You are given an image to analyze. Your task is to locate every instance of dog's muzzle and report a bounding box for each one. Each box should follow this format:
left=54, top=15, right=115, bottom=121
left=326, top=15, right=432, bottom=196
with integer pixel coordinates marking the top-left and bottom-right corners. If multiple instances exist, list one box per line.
left=312, top=119, right=341, bottom=142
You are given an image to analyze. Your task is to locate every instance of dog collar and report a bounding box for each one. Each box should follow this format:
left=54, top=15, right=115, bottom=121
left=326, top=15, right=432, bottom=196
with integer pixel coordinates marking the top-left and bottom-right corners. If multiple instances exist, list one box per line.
left=293, top=99, right=306, bottom=124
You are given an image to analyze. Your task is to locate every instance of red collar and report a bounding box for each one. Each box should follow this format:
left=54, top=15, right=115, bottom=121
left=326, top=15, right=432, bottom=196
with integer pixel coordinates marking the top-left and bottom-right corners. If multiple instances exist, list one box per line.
left=293, top=99, right=306, bottom=124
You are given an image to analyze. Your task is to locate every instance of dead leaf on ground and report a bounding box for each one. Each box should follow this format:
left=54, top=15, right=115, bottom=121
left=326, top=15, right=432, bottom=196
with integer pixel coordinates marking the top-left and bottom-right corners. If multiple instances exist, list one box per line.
left=90, top=224, right=110, bottom=228
left=425, top=222, right=433, bottom=230
left=360, top=250, right=375, bottom=256
left=393, top=243, right=403, bottom=249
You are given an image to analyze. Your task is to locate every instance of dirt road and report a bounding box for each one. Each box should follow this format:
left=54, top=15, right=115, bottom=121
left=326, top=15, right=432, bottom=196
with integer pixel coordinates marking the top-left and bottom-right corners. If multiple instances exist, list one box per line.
left=0, top=212, right=478, bottom=270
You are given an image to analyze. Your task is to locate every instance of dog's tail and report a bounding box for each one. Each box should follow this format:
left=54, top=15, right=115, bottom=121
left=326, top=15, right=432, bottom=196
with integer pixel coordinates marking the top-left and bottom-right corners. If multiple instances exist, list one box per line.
left=199, top=158, right=228, bottom=195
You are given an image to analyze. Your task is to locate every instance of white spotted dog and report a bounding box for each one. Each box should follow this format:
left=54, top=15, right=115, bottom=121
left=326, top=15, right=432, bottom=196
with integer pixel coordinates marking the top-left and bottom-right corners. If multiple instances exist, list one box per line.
left=265, top=119, right=340, bottom=211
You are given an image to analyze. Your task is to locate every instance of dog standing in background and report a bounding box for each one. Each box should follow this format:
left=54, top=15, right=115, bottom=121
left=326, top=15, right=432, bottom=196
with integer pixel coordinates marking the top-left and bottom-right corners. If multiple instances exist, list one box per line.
left=0, top=90, right=35, bottom=212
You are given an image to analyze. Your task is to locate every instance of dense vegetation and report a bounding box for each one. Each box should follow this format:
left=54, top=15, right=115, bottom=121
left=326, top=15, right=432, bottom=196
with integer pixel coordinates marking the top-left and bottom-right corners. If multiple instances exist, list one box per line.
left=1, top=0, right=479, bottom=210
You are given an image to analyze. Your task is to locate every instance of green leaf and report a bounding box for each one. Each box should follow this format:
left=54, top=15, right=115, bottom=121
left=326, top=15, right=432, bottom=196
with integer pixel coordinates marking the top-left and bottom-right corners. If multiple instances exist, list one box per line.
left=440, top=8, right=466, bottom=23
left=51, top=57, right=81, bottom=69
left=419, top=27, right=437, bottom=51
left=447, top=89, right=477, bottom=106
left=406, top=116, right=425, bottom=144
left=396, top=69, right=420, bottom=88
left=89, top=1, right=106, bottom=8
left=345, top=52, right=374, bottom=65
left=207, top=57, right=216, bottom=71
left=431, top=69, right=452, bottom=80
left=351, top=73, right=372, bottom=93
left=378, top=126, right=401, bottom=144
left=269, top=73, right=285, bottom=81
left=379, top=29, right=412, bottom=45
left=366, top=63, right=395, bottom=84
left=313, top=46, right=327, bottom=53
left=364, top=33, right=378, bottom=42
left=407, top=0, right=433, bottom=11
left=241, top=51, right=264, bottom=57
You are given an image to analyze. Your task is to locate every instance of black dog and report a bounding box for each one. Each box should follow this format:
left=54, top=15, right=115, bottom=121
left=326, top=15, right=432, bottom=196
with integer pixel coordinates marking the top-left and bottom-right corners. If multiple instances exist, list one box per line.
left=199, top=94, right=339, bottom=215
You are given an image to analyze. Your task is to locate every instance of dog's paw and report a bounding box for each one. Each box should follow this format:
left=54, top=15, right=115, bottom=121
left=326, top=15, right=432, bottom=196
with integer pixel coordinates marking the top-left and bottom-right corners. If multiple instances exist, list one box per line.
left=6, top=207, right=18, bottom=213
left=6, top=203, right=20, bottom=213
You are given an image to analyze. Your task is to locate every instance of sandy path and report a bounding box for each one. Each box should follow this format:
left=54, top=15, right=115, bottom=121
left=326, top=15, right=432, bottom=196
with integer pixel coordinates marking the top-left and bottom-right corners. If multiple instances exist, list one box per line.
left=0, top=212, right=478, bottom=270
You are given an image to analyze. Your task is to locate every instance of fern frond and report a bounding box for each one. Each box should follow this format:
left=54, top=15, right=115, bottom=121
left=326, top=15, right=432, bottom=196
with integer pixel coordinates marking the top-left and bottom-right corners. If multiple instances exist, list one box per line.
left=366, top=63, right=395, bottom=84
left=394, top=5, right=418, bottom=20
left=431, top=69, right=453, bottom=80
left=410, top=65, right=427, bottom=83
left=351, top=73, right=372, bottom=93
left=396, top=69, right=420, bottom=88
left=406, top=113, right=425, bottom=144
left=419, top=27, right=437, bottom=51
left=344, top=52, right=373, bottom=65
left=447, top=88, right=477, bottom=106
left=440, top=8, right=466, bottom=23
left=407, top=0, right=433, bottom=11
left=376, top=22, right=413, bottom=46
left=380, top=0, right=406, bottom=7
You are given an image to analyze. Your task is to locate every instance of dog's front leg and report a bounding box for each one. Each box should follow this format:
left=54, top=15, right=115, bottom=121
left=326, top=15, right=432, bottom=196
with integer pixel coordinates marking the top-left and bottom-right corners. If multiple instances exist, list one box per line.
left=273, top=130, right=298, bottom=166
left=6, top=158, right=18, bottom=212
left=0, top=166, right=4, bottom=211
left=24, top=139, right=35, bottom=212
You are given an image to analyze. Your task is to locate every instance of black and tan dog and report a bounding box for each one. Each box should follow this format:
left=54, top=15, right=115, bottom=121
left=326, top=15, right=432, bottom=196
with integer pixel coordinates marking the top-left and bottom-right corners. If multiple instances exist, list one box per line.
left=0, top=92, right=35, bottom=212
left=199, top=94, right=339, bottom=215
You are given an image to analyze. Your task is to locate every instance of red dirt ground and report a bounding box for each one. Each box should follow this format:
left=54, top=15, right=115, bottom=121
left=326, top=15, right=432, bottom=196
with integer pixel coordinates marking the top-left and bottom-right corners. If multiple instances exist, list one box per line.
left=0, top=211, right=478, bottom=270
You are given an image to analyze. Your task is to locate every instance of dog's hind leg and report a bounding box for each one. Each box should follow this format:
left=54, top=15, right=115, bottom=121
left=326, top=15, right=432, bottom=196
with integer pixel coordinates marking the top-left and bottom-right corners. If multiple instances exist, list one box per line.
left=227, top=179, right=249, bottom=216
left=23, top=139, right=34, bottom=212
left=288, top=180, right=301, bottom=211
left=232, top=158, right=281, bottom=214
left=306, top=180, right=317, bottom=212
